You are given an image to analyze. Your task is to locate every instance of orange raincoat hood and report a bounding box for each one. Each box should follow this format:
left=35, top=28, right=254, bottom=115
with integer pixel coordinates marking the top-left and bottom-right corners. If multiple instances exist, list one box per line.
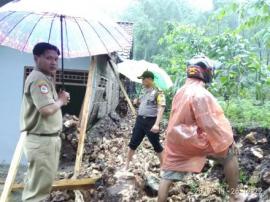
left=162, top=78, right=234, bottom=173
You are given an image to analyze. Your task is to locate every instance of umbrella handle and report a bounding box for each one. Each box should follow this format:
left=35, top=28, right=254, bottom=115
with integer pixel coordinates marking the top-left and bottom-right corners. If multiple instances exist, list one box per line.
left=137, top=85, right=142, bottom=97
left=60, top=15, right=65, bottom=89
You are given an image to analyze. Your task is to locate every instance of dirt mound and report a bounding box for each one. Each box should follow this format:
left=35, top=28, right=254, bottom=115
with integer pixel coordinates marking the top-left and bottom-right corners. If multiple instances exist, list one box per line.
left=50, top=112, right=270, bottom=202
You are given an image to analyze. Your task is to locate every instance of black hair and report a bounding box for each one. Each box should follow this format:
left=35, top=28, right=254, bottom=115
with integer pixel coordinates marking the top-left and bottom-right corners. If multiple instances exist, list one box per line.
left=32, top=42, right=60, bottom=56
left=196, top=62, right=207, bottom=69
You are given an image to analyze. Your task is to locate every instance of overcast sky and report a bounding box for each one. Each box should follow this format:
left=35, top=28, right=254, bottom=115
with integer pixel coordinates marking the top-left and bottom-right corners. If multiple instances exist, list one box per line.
left=1, top=0, right=214, bottom=19
left=187, top=0, right=214, bottom=11
left=90, top=0, right=214, bottom=19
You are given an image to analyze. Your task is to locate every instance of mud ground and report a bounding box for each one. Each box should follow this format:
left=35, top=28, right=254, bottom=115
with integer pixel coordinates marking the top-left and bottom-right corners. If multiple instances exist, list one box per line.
left=1, top=111, right=269, bottom=202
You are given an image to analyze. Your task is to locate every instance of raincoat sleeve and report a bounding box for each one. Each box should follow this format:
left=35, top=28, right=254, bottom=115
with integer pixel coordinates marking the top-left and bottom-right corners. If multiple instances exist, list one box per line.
left=191, top=93, right=234, bottom=154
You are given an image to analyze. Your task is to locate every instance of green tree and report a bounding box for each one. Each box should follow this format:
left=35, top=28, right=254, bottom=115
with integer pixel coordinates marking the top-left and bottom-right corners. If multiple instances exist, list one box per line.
left=120, top=0, right=208, bottom=60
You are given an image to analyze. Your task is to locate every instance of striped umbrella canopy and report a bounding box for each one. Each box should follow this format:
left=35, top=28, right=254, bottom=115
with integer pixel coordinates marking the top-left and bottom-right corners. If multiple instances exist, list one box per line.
left=0, top=0, right=130, bottom=86
left=0, top=0, right=130, bottom=57
left=117, top=60, right=173, bottom=90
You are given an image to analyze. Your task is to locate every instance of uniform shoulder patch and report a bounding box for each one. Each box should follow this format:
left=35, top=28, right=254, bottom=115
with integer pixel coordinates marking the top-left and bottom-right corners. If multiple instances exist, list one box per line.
left=39, top=84, right=49, bottom=94
left=157, top=92, right=166, bottom=106
left=34, top=80, right=50, bottom=94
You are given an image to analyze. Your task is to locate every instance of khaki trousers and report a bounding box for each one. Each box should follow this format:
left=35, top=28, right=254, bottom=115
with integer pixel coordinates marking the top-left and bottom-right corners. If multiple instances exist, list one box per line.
left=22, top=135, right=61, bottom=202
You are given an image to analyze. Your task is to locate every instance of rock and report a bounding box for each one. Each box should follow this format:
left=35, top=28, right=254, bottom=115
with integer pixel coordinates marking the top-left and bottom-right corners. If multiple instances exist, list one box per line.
left=260, top=187, right=270, bottom=201
left=249, top=170, right=260, bottom=185
left=168, top=186, right=181, bottom=196
left=180, top=184, right=191, bottom=194
left=66, top=134, right=73, bottom=141
left=60, top=114, right=80, bottom=164
left=58, top=171, right=73, bottom=180
left=257, top=137, right=268, bottom=144
left=251, top=147, right=264, bottom=159
left=91, top=169, right=102, bottom=177
left=200, top=195, right=223, bottom=202
left=64, top=119, right=78, bottom=128
left=72, top=115, right=79, bottom=121
left=262, top=171, right=270, bottom=185
left=143, top=140, right=152, bottom=149
left=114, top=170, right=135, bottom=180
left=98, top=153, right=105, bottom=160
left=107, top=171, right=137, bottom=201
left=49, top=190, right=72, bottom=202
left=170, top=195, right=186, bottom=201
left=109, top=112, right=121, bottom=123
left=71, top=138, right=77, bottom=146
left=97, top=191, right=105, bottom=199
left=208, top=159, right=215, bottom=167
left=246, top=193, right=259, bottom=202
left=245, top=132, right=257, bottom=144
left=111, top=147, right=118, bottom=153
left=144, top=175, right=160, bottom=197
left=245, top=132, right=268, bottom=145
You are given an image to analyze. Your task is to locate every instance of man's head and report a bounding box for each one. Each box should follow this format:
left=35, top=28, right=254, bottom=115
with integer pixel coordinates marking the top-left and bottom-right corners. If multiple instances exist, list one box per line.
left=186, top=55, right=214, bottom=83
left=33, top=42, right=60, bottom=75
left=138, top=71, right=154, bottom=88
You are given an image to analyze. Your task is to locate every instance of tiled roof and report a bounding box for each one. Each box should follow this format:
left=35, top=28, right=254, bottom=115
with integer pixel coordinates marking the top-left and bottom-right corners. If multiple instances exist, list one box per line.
left=117, top=22, right=133, bottom=59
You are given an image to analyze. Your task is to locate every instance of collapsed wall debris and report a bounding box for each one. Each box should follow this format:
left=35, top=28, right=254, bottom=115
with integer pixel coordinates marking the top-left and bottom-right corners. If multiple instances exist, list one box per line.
left=51, top=105, right=270, bottom=202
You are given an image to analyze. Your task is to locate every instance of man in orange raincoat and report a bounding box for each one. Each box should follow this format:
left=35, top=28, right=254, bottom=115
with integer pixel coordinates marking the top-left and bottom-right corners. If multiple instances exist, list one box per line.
left=158, top=55, right=241, bottom=202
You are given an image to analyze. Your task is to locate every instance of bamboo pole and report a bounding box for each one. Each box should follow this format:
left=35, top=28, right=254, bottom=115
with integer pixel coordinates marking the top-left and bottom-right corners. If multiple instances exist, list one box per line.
left=0, top=132, right=26, bottom=202
left=73, top=56, right=97, bottom=177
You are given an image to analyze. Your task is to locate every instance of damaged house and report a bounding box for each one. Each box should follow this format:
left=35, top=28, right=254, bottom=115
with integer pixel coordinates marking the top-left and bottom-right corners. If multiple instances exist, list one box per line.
left=0, top=21, right=134, bottom=164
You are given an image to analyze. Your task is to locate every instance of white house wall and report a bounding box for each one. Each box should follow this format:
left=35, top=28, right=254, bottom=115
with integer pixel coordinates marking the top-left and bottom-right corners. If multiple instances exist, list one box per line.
left=0, top=46, right=90, bottom=163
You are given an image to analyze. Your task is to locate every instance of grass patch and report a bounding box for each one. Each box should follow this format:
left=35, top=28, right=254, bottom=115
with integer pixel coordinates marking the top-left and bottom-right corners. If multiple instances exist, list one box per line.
left=219, top=99, right=270, bottom=129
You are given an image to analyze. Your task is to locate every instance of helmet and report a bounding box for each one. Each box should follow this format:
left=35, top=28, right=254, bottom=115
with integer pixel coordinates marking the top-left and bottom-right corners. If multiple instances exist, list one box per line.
left=186, top=55, right=214, bottom=83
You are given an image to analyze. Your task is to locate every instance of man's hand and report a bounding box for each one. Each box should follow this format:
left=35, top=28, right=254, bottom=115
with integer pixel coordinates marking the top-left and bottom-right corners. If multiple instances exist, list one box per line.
left=133, top=98, right=139, bottom=106
left=58, top=90, right=70, bottom=106
left=150, top=124, right=160, bottom=133
left=39, top=90, right=70, bottom=117
left=133, top=98, right=140, bottom=107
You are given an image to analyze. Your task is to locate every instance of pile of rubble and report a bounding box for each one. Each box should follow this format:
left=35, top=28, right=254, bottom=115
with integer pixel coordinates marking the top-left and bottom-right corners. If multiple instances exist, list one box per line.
left=51, top=112, right=270, bottom=202
left=60, top=114, right=80, bottom=164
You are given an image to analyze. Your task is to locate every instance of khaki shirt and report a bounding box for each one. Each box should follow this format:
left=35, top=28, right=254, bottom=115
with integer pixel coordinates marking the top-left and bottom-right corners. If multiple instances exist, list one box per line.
left=20, top=69, right=62, bottom=134
left=138, top=88, right=166, bottom=117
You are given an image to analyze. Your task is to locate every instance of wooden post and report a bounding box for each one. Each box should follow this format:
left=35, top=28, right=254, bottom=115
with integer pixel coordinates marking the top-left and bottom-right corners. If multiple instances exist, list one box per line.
left=108, top=60, right=136, bottom=116
left=11, top=178, right=100, bottom=191
left=0, top=132, right=26, bottom=202
left=73, top=56, right=97, bottom=177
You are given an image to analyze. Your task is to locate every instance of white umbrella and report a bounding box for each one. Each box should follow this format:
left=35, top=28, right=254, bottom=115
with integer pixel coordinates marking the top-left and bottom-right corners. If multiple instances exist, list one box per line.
left=117, top=60, right=173, bottom=90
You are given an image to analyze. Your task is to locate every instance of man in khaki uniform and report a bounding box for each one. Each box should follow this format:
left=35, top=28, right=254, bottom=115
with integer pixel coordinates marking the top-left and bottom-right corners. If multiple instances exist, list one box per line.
left=20, top=42, right=70, bottom=202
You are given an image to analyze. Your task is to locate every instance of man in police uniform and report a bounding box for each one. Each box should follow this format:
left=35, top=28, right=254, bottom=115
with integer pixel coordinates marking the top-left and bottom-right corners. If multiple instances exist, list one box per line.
left=125, top=71, right=166, bottom=170
left=20, top=42, right=70, bottom=202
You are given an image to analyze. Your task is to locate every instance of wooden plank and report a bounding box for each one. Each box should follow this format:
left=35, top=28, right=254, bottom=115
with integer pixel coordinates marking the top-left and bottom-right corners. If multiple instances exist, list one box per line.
left=73, top=56, right=97, bottom=177
left=78, top=99, right=85, bottom=126
left=108, top=60, right=136, bottom=116
left=11, top=178, right=100, bottom=192
left=0, top=132, right=26, bottom=202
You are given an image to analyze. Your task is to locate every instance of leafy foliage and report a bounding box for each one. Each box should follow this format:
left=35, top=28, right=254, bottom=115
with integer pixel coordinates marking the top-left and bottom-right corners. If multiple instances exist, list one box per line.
left=220, top=99, right=270, bottom=129
left=121, top=0, right=270, bottom=128
left=120, top=0, right=207, bottom=61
